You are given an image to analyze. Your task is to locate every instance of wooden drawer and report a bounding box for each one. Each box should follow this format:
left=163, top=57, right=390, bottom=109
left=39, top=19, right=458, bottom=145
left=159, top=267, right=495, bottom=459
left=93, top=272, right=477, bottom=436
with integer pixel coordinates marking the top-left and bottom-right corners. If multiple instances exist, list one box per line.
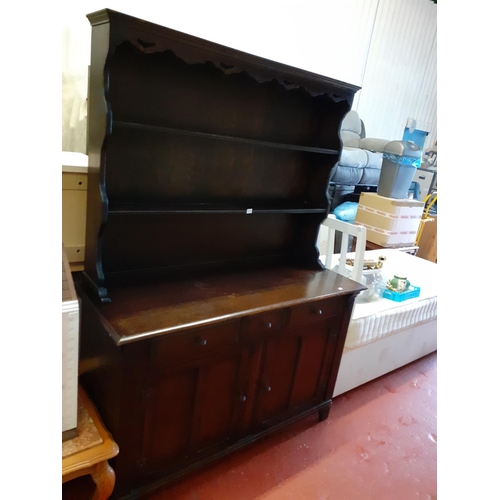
left=284, top=297, right=343, bottom=331
left=152, top=320, right=240, bottom=368
left=62, top=170, right=88, bottom=265
left=240, top=310, right=284, bottom=342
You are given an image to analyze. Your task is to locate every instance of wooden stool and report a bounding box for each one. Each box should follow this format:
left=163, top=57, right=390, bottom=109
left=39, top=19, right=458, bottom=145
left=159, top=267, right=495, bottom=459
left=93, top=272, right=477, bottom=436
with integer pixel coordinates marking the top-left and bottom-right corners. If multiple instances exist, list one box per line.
left=62, top=386, right=119, bottom=500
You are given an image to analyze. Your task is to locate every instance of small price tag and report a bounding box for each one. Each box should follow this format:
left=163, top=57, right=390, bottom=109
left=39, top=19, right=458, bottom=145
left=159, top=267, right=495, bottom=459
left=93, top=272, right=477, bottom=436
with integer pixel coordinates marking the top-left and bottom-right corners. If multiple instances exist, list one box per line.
left=246, top=208, right=253, bottom=214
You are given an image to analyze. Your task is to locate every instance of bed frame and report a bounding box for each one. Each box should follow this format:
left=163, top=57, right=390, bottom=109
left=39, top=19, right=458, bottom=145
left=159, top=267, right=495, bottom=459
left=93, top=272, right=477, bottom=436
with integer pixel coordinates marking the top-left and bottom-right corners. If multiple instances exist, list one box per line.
left=333, top=318, right=437, bottom=397
left=318, top=222, right=437, bottom=397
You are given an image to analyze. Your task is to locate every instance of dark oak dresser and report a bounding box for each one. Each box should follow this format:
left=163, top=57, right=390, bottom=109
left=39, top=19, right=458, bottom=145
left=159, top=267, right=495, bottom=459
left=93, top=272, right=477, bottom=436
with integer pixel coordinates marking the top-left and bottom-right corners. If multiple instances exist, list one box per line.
left=78, top=9, right=366, bottom=499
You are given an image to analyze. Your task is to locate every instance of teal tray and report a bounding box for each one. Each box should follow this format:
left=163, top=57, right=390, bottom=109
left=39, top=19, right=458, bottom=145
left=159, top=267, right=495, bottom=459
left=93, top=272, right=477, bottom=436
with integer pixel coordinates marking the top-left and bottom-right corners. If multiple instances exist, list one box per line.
left=382, top=285, right=421, bottom=302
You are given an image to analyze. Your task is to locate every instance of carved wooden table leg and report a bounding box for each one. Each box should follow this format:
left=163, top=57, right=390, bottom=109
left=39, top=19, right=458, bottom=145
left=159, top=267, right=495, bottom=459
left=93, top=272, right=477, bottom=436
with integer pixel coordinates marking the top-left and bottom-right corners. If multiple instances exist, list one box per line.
left=91, top=460, right=116, bottom=500
left=63, top=388, right=119, bottom=498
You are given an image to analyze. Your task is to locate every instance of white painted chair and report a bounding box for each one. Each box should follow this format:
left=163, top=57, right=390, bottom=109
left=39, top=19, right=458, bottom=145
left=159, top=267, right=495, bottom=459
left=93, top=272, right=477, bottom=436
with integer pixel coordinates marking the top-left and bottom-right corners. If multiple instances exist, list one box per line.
left=322, top=214, right=366, bottom=283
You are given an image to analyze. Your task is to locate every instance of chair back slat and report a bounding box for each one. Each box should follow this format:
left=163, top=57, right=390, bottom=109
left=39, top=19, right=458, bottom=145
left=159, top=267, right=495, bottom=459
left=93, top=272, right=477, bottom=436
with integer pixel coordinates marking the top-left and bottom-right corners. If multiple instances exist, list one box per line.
left=321, top=215, right=366, bottom=283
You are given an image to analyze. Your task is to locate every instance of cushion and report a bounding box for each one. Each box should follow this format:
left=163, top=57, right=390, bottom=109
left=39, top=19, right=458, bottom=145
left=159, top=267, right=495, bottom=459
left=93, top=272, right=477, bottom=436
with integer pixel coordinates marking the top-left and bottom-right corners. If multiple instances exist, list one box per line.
left=330, top=165, right=363, bottom=185
left=341, top=131, right=361, bottom=147
left=339, top=110, right=363, bottom=147
left=338, top=147, right=369, bottom=169
left=364, top=149, right=383, bottom=170
left=359, top=165, right=382, bottom=185
left=341, top=110, right=363, bottom=136
left=359, top=137, right=391, bottom=153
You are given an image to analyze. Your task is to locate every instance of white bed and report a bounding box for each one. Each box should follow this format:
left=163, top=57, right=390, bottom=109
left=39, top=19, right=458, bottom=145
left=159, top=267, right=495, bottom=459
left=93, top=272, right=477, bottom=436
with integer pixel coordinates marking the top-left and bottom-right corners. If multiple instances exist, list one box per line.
left=319, top=247, right=437, bottom=397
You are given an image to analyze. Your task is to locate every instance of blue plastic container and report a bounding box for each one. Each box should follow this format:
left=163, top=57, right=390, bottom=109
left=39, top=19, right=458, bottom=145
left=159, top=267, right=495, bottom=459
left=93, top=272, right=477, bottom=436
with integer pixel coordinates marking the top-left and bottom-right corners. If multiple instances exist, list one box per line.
left=402, top=128, right=428, bottom=151
left=382, top=285, right=421, bottom=302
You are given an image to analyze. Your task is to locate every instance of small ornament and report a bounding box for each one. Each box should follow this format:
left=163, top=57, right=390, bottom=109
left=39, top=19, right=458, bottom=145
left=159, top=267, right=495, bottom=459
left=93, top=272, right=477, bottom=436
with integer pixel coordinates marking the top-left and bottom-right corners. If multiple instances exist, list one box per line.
left=387, top=274, right=410, bottom=293
left=346, top=255, right=387, bottom=270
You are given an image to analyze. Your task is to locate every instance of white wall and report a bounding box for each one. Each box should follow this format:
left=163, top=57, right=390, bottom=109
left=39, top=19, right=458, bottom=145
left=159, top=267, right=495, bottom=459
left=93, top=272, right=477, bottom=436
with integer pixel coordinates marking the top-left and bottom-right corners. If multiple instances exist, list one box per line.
left=62, top=0, right=436, bottom=153
left=355, top=0, right=437, bottom=148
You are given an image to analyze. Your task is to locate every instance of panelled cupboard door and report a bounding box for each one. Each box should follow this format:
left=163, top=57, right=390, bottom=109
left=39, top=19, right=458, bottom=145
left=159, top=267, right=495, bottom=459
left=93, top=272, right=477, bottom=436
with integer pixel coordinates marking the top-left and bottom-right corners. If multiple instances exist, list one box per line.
left=252, top=321, right=338, bottom=428
left=141, top=346, right=252, bottom=472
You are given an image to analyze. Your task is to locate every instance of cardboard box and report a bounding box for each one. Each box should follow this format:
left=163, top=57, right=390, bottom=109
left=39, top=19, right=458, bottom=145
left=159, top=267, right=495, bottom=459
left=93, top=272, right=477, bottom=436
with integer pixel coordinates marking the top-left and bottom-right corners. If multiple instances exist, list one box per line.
left=354, top=192, right=424, bottom=247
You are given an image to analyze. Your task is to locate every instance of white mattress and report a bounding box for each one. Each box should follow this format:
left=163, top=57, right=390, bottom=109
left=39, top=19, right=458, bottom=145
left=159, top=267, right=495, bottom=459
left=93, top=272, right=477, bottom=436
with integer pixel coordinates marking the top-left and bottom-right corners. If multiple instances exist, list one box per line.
left=326, top=249, right=437, bottom=350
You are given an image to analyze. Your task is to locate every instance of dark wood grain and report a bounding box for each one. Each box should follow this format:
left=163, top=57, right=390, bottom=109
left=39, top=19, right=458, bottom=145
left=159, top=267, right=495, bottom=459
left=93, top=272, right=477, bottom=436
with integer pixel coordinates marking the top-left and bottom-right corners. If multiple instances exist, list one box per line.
left=80, top=8, right=365, bottom=499
left=87, top=9, right=360, bottom=99
left=83, top=9, right=356, bottom=301
left=95, top=267, right=361, bottom=344
left=78, top=281, right=363, bottom=499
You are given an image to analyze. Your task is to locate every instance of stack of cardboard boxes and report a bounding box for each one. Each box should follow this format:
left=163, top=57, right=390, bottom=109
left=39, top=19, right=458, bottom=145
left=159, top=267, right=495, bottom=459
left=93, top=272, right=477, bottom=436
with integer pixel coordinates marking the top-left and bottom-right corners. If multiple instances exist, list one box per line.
left=354, top=192, right=424, bottom=248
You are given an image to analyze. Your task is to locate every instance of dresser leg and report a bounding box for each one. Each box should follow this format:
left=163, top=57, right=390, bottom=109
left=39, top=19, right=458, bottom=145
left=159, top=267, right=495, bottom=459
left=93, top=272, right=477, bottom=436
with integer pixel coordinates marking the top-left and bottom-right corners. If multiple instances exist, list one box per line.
left=318, top=407, right=330, bottom=422
left=91, top=460, right=116, bottom=500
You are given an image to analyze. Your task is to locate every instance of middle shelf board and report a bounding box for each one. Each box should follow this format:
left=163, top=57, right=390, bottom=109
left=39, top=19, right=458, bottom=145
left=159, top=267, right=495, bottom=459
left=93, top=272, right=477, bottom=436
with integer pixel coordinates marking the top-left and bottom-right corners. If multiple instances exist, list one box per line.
left=104, top=124, right=338, bottom=204
left=108, top=202, right=328, bottom=215
left=113, top=121, right=340, bottom=155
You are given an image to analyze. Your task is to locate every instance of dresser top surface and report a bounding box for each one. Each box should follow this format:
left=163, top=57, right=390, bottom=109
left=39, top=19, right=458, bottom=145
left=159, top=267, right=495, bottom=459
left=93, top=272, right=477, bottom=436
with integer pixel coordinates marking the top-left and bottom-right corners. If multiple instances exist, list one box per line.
left=82, top=267, right=364, bottom=345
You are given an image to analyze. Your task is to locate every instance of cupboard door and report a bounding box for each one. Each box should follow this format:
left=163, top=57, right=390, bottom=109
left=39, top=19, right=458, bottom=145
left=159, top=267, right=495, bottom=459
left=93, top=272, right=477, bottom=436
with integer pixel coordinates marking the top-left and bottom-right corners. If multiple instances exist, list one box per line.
left=252, top=321, right=338, bottom=428
left=142, top=346, right=252, bottom=472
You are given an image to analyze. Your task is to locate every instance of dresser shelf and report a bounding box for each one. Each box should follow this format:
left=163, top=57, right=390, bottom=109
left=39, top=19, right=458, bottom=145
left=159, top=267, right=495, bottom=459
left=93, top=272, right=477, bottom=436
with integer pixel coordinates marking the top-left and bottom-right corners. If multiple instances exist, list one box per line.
left=108, top=201, right=328, bottom=215
left=114, top=121, right=340, bottom=155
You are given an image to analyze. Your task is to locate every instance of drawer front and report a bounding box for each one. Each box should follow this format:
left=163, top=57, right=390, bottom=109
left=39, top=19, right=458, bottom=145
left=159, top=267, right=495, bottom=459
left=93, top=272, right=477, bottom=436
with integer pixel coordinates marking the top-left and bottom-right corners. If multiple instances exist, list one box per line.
left=240, top=310, right=284, bottom=342
left=152, top=320, right=240, bottom=368
left=62, top=171, right=88, bottom=190
left=284, top=297, right=344, bottom=332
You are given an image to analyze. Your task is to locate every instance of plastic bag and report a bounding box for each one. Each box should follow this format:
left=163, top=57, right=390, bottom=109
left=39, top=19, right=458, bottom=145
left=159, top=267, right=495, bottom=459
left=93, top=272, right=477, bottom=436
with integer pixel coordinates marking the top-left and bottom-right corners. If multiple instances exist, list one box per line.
left=332, top=264, right=389, bottom=304
left=332, top=201, right=358, bottom=222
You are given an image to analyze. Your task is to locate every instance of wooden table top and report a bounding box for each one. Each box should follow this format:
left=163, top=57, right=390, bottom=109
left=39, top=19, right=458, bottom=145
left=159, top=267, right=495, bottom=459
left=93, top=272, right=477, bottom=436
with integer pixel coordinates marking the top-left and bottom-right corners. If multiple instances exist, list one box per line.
left=62, top=387, right=119, bottom=480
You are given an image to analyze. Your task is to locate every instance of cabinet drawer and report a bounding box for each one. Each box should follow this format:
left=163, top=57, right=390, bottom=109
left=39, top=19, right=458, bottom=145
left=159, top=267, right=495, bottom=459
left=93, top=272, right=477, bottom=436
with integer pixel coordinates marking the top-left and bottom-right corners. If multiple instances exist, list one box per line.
left=413, top=169, right=435, bottom=197
left=284, top=297, right=343, bottom=331
left=240, top=310, right=284, bottom=342
left=152, top=320, right=240, bottom=368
